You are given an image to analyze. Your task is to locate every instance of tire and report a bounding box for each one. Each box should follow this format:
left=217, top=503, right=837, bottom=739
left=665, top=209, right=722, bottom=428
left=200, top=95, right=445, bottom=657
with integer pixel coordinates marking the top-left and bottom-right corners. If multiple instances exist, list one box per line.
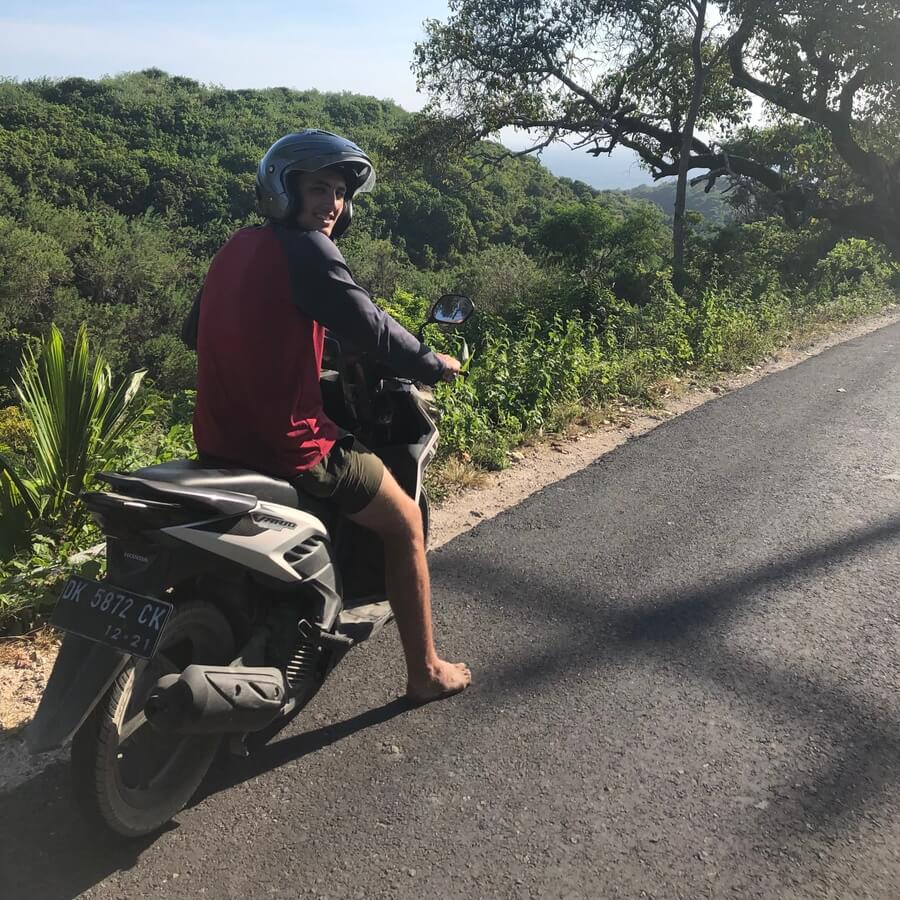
left=71, top=601, right=235, bottom=838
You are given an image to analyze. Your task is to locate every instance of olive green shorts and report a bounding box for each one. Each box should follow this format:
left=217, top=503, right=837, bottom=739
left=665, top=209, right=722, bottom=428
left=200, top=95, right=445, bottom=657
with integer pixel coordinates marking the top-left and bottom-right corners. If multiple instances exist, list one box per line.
left=292, top=434, right=385, bottom=515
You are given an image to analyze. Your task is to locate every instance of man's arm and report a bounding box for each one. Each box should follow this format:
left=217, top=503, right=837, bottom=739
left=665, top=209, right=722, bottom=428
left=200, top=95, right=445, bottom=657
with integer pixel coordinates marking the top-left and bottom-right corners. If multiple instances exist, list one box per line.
left=274, top=226, right=449, bottom=385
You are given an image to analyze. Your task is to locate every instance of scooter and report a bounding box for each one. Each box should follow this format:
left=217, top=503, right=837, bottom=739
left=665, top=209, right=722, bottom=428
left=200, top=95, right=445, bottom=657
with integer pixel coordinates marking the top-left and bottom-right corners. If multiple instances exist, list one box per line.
left=26, top=294, right=474, bottom=837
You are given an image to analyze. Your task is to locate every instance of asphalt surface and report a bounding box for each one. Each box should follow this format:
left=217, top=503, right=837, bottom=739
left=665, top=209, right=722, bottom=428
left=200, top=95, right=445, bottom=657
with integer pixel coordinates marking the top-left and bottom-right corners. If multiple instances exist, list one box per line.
left=3, top=323, right=900, bottom=899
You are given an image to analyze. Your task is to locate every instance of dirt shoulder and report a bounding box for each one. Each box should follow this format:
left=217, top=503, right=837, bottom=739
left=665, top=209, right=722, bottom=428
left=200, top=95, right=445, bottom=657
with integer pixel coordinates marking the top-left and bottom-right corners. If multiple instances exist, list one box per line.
left=2, top=305, right=898, bottom=790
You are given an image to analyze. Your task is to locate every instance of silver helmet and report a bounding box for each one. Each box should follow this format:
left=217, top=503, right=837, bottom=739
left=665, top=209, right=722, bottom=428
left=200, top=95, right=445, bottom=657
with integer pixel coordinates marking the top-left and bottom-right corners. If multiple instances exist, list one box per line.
left=256, top=130, right=376, bottom=237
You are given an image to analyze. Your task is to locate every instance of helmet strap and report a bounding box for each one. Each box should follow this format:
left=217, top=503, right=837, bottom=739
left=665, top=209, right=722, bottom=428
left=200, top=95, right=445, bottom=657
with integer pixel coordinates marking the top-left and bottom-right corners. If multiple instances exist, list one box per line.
left=331, top=199, right=353, bottom=240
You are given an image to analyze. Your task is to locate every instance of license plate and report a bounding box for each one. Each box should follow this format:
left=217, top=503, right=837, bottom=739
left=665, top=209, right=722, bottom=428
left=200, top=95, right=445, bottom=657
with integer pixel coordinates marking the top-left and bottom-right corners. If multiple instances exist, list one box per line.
left=51, top=576, right=173, bottom=659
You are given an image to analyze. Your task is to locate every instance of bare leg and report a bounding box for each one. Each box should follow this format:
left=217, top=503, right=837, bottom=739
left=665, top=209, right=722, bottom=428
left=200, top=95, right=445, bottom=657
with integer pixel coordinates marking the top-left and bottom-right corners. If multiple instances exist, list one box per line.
left=349, top=469, right=471, bottom=703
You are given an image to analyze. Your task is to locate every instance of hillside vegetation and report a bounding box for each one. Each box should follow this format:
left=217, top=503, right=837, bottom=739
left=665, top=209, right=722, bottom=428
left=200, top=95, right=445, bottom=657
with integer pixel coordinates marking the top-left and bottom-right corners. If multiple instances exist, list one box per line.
left=623, top=182, right=734, bottom=226
left=0, top=70, right=593, bottom=393
left=0, top=70, right=897, bottom=631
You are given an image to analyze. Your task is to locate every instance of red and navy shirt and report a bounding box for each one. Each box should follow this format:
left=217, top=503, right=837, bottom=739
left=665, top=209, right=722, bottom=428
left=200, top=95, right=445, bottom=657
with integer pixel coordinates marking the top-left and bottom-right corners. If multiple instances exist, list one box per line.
left=191, top=224, right=445, bottom=477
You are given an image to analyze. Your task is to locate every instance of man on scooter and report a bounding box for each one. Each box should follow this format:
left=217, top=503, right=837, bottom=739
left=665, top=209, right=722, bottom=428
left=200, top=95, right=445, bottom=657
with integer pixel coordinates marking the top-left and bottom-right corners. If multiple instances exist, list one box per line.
left=187, top=129, right=471, bottom=704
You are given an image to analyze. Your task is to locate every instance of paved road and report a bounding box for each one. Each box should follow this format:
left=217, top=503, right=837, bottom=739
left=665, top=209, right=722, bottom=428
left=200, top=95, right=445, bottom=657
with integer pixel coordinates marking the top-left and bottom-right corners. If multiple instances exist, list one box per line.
left=3, top=324, right=900, bottom=900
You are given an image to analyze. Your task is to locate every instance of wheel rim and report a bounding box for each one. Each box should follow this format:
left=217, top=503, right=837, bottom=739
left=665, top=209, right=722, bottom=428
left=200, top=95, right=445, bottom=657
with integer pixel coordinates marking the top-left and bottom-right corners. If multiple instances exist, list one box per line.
left=108, top=613, right=228, bottom=811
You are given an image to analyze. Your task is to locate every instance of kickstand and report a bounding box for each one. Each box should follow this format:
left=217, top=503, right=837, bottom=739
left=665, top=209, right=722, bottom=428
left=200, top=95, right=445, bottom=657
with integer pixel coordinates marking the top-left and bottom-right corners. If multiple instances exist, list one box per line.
left=228, top=733, right=250, bottom=758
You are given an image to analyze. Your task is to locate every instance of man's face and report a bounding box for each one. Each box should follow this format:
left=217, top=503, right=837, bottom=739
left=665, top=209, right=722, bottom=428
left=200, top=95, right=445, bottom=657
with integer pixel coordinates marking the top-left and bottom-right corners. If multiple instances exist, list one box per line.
left=294, top=169, right=348, bottom=237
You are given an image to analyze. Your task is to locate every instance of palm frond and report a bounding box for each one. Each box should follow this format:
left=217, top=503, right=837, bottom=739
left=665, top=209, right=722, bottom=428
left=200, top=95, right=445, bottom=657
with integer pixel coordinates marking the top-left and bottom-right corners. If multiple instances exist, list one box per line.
left=13, top=324, right=149, bottom=522
left=0, top=452, right=40, bottom=519
left=95, top=368, right=149, bottom=458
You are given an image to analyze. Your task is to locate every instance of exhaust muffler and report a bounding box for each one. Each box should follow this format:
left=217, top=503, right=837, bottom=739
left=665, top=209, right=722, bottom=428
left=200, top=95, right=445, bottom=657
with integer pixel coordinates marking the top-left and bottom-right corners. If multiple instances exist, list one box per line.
left=145, top=665, right=286, bottom=734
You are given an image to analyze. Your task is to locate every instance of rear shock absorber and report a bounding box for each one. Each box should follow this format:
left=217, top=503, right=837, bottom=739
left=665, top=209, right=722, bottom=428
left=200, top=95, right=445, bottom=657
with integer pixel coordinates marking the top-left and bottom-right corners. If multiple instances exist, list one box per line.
left=284, top=620, right=322, bottom=695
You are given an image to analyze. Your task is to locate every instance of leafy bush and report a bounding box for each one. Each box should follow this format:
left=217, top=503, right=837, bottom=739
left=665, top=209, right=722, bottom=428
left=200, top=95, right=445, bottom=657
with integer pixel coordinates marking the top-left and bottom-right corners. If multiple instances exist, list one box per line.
left=0, top=404, right=31, bottom=457
left=451, top=245, right=549, bottom=318
left=0, top=325, right=149, bottom=559
left=531, top=198, right=670, bottom=308
left=377, top=289, right=431, bottom=335
left=812, top=238, right=899, bottom=303
left=431, top=306, right=680, bottom=466
left=0, top=215, right=73, bottom=332
left=110, top=389, right=197, bottom=473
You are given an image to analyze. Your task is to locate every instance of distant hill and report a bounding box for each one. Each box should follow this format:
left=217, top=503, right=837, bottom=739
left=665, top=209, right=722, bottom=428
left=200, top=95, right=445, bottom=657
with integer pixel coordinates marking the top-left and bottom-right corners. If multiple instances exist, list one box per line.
left=0, top=71, right=589, bottom=264
left=618, top=180, right=735, bottom=225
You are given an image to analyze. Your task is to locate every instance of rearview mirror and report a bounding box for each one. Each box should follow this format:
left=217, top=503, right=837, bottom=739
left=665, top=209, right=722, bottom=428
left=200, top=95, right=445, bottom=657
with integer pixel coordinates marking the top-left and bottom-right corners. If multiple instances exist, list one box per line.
left=429, top=294, right=474, bottom=326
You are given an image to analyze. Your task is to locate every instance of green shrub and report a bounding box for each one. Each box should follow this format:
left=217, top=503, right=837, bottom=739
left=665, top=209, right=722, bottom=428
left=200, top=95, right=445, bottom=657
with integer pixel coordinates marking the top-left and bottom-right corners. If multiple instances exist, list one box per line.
left=0, top=404, right=31, bottom=458
left=633, top=274, right=695, bottom=370
left=451, top=245, right=549, bottom=318
left=377, top=289, right=431, bottom=334
left=0, top=324, right=148, bottom=559
left=812, top=238, right=899, bottom=303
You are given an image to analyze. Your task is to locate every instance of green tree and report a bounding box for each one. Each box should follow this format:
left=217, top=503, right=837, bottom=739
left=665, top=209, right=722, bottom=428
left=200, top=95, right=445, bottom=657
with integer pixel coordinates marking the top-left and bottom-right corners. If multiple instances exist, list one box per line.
left=722, top=0, right=900, bottom=255
left=532, top=199, right=670, bottom=307
left=414, top=0, right=900, bottom=259
left=414, top=0, right=746, bottom=291
left=0, top=216, right=72, bottom=331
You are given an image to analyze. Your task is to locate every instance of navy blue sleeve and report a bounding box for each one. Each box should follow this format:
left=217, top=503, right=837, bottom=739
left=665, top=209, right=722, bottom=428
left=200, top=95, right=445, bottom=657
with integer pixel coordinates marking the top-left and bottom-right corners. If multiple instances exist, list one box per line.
left=271, top=225, right=446, bottom=385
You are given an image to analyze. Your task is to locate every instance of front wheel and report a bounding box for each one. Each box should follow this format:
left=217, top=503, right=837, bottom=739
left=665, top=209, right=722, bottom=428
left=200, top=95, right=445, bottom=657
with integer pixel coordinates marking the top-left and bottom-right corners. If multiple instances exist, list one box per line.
left=71, top=600, right=235, bottom=837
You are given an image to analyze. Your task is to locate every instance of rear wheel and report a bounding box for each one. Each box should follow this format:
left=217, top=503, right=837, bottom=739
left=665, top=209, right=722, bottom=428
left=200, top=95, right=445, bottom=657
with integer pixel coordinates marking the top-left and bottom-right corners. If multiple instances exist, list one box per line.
left=71, top=601, right=234, bottom=837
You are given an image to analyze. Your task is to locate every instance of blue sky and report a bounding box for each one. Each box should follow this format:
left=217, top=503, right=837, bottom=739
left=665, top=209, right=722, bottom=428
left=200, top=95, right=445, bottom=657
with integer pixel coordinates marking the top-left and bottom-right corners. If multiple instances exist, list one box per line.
left=1, top=0, right=451, bottom=111
left=0, top=0, right=653, bottom=188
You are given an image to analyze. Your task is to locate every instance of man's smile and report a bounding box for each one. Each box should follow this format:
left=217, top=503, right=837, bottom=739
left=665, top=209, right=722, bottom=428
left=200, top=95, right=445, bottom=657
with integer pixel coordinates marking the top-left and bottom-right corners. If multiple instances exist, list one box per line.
left=294, top=169, right=348, bottom=234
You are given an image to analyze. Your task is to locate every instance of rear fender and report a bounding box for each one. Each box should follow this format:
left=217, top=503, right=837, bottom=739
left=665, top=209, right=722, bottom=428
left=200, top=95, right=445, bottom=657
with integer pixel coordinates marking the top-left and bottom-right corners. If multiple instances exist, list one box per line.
left=26, top=633, right=128, bottom=753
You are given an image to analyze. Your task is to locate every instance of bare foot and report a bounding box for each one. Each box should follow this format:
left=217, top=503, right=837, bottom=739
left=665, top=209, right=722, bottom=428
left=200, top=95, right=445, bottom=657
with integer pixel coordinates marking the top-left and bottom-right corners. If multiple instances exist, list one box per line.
left=406, top=660, right=472, bottom=706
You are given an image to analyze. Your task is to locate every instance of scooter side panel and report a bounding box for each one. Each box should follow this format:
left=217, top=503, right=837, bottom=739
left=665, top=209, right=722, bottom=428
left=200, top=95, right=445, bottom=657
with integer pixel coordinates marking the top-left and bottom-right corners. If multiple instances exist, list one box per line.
left=161, top=502, right=329, bottom=583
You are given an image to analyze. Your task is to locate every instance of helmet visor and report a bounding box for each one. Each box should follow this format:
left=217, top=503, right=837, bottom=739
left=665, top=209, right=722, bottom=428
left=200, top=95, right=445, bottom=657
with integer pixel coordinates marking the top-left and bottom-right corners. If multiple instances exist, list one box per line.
left=289, top=152, right=375, bottom=196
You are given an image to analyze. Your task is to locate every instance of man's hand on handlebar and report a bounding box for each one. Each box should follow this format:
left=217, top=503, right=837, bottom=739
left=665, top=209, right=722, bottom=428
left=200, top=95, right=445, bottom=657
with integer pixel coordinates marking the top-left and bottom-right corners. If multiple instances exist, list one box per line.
left=435, top=353, right=462, bottom=382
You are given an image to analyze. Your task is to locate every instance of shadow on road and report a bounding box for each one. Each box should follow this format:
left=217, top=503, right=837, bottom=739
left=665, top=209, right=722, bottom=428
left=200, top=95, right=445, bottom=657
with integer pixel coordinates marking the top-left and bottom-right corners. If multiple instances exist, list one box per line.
left=0, top=760, right=163, bottom=900
left=0, top=699, right=412, bottom=900
left=4, top=515, right=898, bottom=898
left=619, top=516, right=900, bottom=645
left=195, top=696, right=413, bottom=803
left=432, top=514, right=900, bottom=648
left=431, top=514, right=900, bottom=840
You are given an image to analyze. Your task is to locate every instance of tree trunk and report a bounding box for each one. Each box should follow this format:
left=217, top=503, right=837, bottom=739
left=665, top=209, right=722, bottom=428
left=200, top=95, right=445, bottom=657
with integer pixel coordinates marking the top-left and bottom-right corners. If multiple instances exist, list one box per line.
left=673, top=0, right=708, bottom=297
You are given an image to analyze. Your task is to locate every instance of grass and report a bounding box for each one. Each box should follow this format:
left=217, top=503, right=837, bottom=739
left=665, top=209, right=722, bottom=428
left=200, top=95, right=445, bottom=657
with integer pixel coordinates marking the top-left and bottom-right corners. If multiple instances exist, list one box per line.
left=427, top=298, right=900, bottom=505
left=426, top=455, right=489, bottom=502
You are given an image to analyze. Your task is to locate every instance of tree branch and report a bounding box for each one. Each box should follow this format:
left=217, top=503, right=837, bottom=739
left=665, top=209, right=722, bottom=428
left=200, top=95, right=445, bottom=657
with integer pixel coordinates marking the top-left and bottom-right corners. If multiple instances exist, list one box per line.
left=839, top=66, right=872, bottom=121
left=797, top=27, right=836, bottom=113
left=542, top=55, right=616, bottom=120
left=612, top=115, right=712, bottom=155
left=609, top=132, right=671, bottom=175
left=727, top=16, right=832, bottom=125
left=809, top=200, right=900, bottom=259
left=651, top=151, right=784, bottom=192
left=727, top=14, right=891, bottom=195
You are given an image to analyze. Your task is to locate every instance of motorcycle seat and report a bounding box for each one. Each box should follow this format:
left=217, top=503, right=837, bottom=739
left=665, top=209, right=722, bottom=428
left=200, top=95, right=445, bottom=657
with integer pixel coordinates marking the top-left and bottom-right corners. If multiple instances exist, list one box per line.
left=131, top=459, right=304, bottom=510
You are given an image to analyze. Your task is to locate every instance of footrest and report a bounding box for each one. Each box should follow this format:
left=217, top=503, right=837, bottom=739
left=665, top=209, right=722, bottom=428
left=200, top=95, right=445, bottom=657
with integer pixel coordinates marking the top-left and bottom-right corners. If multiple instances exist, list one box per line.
left=336, top=601, right=394, bottom=644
